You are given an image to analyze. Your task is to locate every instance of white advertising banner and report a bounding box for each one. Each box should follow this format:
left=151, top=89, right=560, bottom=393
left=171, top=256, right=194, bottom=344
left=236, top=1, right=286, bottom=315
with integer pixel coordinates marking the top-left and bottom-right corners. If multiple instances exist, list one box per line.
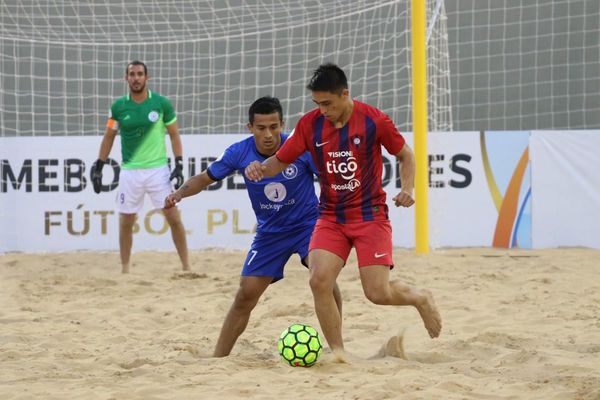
left=530, top=130, right=600, bottom=249
left=1, top=132, right=535, bottom=252
left=402, top=131, right=532, bottom=249
left=0, top=136, right=257, bottom=253
left=390, top=131, right=517, bottom=248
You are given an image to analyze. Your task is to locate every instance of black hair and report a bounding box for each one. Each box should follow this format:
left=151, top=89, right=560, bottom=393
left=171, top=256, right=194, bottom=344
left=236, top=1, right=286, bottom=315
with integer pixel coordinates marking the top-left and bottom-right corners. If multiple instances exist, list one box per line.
left=126, top=60, right=148, bottom=75
left=248, top=96, right=283, bottom=124
left=305, top=63, right=348, bottom=94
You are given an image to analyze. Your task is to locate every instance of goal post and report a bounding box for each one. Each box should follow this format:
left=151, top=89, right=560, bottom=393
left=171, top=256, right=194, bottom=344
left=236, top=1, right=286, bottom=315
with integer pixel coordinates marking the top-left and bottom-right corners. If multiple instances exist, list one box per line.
left=413, top=0, right=429, bottom=254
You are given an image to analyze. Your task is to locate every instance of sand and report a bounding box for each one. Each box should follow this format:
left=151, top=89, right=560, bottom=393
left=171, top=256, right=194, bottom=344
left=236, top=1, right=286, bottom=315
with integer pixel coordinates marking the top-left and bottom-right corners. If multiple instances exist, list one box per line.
left=1, top=248, right=599, bottom=399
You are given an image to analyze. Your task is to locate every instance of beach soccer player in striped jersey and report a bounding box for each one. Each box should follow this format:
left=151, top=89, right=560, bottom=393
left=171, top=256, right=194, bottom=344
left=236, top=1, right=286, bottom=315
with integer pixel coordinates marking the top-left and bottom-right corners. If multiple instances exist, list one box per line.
left=164, top=96, right=342, bottom=357
left=245, top=64, right=441, bottom=358
left=92, top=60, right=190, bottom=274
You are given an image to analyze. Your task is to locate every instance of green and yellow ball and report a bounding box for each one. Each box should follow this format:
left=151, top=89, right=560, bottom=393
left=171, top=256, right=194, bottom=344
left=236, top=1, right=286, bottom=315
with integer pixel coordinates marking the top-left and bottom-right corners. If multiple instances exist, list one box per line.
left=277, top=323, right=323, bottom=367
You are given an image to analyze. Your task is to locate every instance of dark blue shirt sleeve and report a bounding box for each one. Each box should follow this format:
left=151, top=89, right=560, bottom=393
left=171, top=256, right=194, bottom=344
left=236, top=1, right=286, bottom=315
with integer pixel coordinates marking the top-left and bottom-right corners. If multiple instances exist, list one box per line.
left=206, top=144, right=240, bottom=181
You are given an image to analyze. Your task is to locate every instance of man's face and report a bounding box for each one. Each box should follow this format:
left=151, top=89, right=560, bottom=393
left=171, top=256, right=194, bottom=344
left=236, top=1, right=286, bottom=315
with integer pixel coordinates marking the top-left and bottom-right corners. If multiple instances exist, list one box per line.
left=248, top=112, right=284, bottom=156
left=311, top=89, right=350, bottom=124
left=126, top=64, right=148, bottom=94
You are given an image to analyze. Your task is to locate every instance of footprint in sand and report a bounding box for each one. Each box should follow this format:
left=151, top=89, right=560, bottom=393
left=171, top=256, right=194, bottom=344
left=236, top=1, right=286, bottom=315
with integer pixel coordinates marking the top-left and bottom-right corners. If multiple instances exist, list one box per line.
left=135, top=280, right=154, bottom=286
left=170, top=272, right=208, bottom=281
left=118, top=358, right=157, bottom=369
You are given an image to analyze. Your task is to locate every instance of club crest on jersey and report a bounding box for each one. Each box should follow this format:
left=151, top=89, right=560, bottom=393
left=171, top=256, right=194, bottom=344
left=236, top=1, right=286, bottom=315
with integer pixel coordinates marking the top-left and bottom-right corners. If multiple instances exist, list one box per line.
left=352, top=135, right=361, bottom=146
left=282, top=164, right=298, bottom=179
left=148, top=111, right=159, bottom=122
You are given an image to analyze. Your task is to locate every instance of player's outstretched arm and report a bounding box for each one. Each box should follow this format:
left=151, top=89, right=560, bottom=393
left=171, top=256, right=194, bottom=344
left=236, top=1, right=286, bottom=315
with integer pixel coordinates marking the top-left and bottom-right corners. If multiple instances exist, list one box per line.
left=245, top=155, right=288, bottom=182
left=164, top=171, right=215, bottom=209
left=392, top=144, right=416, bottom=207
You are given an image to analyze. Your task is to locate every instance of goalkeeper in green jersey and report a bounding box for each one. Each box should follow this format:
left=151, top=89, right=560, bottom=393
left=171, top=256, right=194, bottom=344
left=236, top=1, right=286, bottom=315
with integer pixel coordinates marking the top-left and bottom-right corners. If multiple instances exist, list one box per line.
left=92, top=60, right=190, bottom=274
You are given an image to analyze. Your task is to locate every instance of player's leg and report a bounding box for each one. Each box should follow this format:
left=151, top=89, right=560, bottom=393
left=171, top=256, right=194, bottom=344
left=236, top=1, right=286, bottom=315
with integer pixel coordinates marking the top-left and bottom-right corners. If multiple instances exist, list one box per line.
left=119, top=213, right=136, bottom=274
left=297, top=225, right=343, bottom=318
left=354, top=220, right=442, bottom=338
left=147, top=165, right=190, bottom=271
left=116, top=169, right=145, bottom=274
left=307, top=219, right=352, bottom=353
left=359, top=266, right=441, bottom=338
left=213, top=232, right=290, bottom=357
left=314, top=267, right=343, bottom=319
left=309, top=249, right=345, bottom=352
left=162, top=207, right=190, bottom=271
left=332, top=281, right=343, bottom=317
left=213, top=275, right=271, bottom=357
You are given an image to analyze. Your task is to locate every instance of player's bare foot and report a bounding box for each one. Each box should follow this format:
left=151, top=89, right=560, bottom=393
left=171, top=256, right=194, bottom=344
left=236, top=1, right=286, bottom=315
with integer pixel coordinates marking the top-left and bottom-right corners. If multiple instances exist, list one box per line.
left=121, top=264, right=130, bottom=274
left=325, top=348, right=365, bottom=364
left=329, top=348, right=351, bottom=363
left=416, top=290, right=442, bottom=338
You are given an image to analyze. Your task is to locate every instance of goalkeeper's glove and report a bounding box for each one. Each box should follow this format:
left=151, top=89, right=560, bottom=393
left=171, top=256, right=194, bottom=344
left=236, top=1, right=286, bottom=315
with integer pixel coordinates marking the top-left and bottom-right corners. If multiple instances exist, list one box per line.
left=91, top=159, right=105, bottom=194
left=170, top=156, right=184, bottom=189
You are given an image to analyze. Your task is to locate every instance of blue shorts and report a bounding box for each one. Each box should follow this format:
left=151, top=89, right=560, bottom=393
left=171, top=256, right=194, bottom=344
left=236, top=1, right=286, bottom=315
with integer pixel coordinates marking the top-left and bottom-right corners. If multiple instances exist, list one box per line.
left=241, top=224, right=314, bottom=283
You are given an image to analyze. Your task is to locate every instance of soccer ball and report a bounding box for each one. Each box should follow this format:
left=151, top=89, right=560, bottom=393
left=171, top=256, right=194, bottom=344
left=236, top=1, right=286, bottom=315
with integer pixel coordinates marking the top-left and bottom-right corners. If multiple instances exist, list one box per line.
left=277, top=323, right=323, bottom=367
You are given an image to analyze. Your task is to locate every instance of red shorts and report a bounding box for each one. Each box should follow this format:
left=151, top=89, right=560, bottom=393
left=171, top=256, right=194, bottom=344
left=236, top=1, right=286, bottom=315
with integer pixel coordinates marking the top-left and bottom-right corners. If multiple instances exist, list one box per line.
left=309, top=218, right=394, bottom=268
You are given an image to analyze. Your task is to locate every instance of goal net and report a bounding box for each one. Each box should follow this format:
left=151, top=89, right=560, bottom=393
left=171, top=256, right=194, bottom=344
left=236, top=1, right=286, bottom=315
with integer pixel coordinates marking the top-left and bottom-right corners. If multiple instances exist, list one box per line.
left=0, top=0, right=452, bottom=136
left=444, top=0, right=600, bottom=130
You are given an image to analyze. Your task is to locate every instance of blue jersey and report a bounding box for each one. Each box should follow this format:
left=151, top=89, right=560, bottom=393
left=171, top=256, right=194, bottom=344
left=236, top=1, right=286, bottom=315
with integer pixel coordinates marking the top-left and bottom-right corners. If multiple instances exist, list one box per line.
left=207, top=134, right=319, bottom=234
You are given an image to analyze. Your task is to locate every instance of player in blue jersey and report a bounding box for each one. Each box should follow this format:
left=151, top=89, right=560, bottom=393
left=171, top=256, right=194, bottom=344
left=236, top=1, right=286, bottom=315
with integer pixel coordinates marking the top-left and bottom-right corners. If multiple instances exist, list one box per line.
left=164, top=96, right=342, bottom=357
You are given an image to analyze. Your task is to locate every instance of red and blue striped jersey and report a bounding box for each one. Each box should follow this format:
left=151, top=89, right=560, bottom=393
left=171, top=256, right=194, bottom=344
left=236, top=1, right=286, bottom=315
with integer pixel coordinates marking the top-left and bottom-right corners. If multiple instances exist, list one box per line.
left=277, top=100, right=405, bottom=223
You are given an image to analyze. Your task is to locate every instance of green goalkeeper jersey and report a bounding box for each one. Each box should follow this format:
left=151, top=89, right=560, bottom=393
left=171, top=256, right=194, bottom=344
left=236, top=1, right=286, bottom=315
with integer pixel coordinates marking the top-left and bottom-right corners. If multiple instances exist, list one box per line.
left=108, top=90, right=177, bottom=170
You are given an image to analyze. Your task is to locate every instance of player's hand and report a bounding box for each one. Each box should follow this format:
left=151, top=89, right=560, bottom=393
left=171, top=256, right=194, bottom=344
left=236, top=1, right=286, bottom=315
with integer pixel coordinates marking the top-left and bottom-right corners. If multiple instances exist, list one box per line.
left=91, top=159, right=105, bottom=194
left=164, top=192, right=182, bottom=209
left=245, top=160, right=266, bottom=182
left=393, top=190, right=415, bottom=207
left=170, top=156, right=184, bottom=189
